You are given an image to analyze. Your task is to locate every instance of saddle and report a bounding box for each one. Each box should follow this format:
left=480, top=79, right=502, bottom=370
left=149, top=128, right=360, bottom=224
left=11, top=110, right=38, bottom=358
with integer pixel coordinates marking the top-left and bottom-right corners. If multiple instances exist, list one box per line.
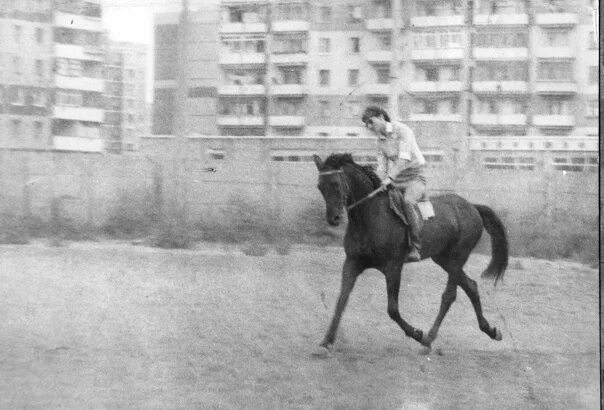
left=388, top=189, right=435, bottom=226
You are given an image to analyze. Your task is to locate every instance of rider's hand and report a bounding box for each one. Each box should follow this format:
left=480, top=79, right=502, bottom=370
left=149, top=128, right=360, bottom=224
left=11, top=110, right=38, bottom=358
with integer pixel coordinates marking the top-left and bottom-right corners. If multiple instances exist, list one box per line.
left=381, top=177, right=394, bottom=190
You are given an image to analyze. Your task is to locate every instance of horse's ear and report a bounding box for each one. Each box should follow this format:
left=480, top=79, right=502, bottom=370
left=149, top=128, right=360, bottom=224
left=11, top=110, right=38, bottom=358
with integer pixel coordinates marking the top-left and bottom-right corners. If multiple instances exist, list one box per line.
left=313, top=154, right=324, bottom=170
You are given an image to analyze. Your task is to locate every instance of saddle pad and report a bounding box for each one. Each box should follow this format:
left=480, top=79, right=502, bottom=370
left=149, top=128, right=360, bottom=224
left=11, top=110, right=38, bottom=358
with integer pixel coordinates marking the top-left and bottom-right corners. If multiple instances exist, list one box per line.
left=388, top=190, right=435, bottom=223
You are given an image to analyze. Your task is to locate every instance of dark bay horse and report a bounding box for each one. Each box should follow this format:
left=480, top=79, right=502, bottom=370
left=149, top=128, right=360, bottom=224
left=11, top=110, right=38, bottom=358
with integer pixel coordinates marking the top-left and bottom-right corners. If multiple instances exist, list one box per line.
left=313, top=153, right=508, bottom=354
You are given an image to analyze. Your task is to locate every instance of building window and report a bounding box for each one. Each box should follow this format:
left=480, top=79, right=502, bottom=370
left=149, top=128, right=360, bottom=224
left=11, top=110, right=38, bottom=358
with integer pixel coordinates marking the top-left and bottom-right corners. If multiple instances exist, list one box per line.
left=473, top=30, right=527, bottom=48
left=277, top=67, right=303, bottom=85
left=376, top=66, right=390, bottom=84
left=273, top=33, right=307, bottom=54
left=588, top=31, right=597, bottom=49
left=36, top=28, right=43, bottom=44
left=56, top=91, right=83, bottom=107
left=35, top=60, right=43, bottom=77
left=349, top=37, right=360, bottom=53
left=586, top=99, right=598, bottom=117
left=348, top=69, right=359, bottom=86
left=13, top=56, right=21, bottom=75
left=14, top=25, right=21, bottom=42
left=371, top=0, right=391, bottom=18
left=319, top=37, right=331, bottom=53
left=32, top=91, right=46, bottom=107
left=414, top=30, right=462, bottom=49
left=552, top=156, right=597, bottom=173
left=543, top=98, right=569, bottom=115
left=12, top=120, right=21, bottom=139
left=319, top=6, right=332, bottom=22
left=34, top=121, right=43, bottom=139
left=588, top=66, right=598, bottom=84
left=319, top=69, right=330, bottom=86
left=537, top=61, right=573, bottom=81
left=319, top=100, right=330, bottom=117
left=11, top=88, right=25, bottom=105
left=348, top=5, right=362, bottom=22
left=475, top=61, right=527, bottom=81
left=207, top=148, right=225, bottom=160
left=483, top=156, right=535, bottom=171
left=376, top=32, right=391, bottom=50
left=542, top=29, right=570, bottom=47
left=56, top=58, right=82, bottom=77
left=318, top=132, right=330, bottom=137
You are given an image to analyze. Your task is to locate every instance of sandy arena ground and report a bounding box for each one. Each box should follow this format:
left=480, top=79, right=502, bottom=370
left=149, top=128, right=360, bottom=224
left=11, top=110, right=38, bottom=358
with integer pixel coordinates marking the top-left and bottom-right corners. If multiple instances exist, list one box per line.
left=0, top=241, right=599, bottom=409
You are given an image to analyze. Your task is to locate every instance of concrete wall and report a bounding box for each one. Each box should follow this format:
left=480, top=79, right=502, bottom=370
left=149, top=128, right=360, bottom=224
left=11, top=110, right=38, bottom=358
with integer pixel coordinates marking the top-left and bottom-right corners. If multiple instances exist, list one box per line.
left=1, top=136, right=597, bottom=229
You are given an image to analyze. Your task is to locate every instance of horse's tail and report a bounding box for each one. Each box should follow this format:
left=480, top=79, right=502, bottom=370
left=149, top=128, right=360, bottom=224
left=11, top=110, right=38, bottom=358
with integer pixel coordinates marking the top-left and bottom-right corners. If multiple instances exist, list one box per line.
left=474, top=204, right=508, bottom=286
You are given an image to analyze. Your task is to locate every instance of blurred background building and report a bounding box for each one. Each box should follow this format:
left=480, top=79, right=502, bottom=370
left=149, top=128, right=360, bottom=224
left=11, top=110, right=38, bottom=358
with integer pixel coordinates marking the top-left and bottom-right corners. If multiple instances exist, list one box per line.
left=104, top=40, right=148, bottom=153
left=152, top=0, right=598, bottom=142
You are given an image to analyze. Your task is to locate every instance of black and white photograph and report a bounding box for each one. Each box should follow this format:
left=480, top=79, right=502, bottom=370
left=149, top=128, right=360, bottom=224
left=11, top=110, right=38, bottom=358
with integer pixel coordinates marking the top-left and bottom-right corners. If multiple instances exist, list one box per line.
left=0, top=0, right=600, bottom=408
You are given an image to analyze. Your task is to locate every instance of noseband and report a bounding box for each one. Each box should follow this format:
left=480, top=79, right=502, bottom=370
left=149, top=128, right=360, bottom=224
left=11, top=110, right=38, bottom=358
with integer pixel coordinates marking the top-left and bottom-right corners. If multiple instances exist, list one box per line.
left=319, top=168, right=383, bottom=211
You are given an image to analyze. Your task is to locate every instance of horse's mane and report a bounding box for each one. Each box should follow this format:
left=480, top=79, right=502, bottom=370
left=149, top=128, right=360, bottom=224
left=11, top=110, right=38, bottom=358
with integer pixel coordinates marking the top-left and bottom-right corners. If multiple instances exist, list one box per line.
left=323, top=153, right=382, bottom=189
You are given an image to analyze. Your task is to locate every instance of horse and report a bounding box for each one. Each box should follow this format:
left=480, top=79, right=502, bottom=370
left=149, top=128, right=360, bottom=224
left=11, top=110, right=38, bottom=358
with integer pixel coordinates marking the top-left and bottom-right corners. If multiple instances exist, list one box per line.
left=312, top=153, right=508, bottom=355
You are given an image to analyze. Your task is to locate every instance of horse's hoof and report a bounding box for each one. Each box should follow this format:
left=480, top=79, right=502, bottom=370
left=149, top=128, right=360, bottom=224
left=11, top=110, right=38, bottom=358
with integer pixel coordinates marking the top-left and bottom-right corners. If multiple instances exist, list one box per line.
left=311, top=345, right=331, bottom=359
left=420, top=345, right=432, bottom=355
left=494, top=327, right=503, bottom=341
left=420, top=333, right=432, bottom=347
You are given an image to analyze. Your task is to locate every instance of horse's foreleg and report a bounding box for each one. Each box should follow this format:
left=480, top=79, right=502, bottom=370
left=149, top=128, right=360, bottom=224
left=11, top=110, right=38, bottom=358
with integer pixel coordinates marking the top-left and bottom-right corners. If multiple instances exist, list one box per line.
left=383, top=263, right=427, bottom=346
left=319, top=258, right=363, bottom=349
left=424, top=277, right=458, bottom=346
left=458, top=271, right=502, bottom=341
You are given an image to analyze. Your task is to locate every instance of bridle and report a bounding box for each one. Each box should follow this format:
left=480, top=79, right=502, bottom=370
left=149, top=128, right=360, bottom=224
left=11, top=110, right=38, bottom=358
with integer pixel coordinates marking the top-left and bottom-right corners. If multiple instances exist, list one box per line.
left=318, top=168, right=385, bottom=211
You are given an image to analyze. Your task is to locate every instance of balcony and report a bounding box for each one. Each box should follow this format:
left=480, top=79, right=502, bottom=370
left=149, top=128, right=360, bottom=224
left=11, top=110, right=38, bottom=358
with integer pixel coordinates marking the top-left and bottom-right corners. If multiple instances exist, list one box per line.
left=471, top=113, right=527, bottom=126
left=53, top=136, right=103, bottom=152
left=220, top=22, right=267, bottom=34
left=217, top=116, right=265, bottom=127
left=473, top=47, right=528, bottom=60
left=410, top=15, right=464, bottom=27
left=535, top=13, right=578, bottom=26
left=54, top=106, right=104, bottom=123
left=271, top=53, right=308, bottom=65
left=55, top=44, right=104, bottom=61
left=472, top=81, right=528, bottom=94
left=473, top=14, right=529, bottom=25
left=364, top=83, right=390, bottom=95
left=219, top=53, right=266, bottom=65
left=536, top=47, right=574, bottom=59
left=366, top=50, right=392, bottom=63
left=55, top=75, right=104, bottom=92
left=408, top=81, right=463, bottom=93
left=269, top=115, right=305, bottom=127
left=366, top=18, right=394, bottom=30
left=408, top=113, right=462, bottom=122
left=218, top=84, right=266, bottom=95
left=411, top=48, right=464, bottom=61
left=55, top=11, right=103, bottom=31
left=271, top=84, right=307, bottom=95
left=534, top=81, right=577, bottom=94
left=272, top=20, right=309, bottom=32
left=533, top=115, right=575, bottom=127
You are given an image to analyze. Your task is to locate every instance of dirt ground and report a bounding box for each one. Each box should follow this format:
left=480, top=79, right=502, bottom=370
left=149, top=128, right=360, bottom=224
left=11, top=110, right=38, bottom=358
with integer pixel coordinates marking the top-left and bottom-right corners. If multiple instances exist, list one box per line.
left=0, top=241, right=598, bottom=409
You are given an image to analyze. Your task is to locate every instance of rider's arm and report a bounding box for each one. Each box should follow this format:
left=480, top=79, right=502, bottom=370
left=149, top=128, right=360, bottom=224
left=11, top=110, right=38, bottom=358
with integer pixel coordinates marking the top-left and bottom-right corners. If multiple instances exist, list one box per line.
left=376, top=149, right=388, bottom=181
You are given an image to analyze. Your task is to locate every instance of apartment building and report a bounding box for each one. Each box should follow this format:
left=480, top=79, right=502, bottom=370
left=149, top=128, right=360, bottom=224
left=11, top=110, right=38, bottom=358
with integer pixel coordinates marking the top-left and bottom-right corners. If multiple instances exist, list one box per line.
left=0, top=0, right=54, bottom=150
left=153, top=0, right=598, bottom=155
left=52, top=0, right=105, bottom=152
left=105, top=41, right=148, bottom=152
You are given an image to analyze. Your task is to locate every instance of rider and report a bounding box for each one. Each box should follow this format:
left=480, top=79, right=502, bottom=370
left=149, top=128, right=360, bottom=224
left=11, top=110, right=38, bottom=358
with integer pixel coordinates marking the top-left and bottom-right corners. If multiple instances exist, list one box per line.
left=361, top=106, right=426, bottom=262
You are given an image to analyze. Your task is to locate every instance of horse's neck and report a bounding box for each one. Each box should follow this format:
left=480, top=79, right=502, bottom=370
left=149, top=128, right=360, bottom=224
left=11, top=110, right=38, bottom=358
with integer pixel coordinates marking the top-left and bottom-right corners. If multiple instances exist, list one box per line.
left=344, top=168, right=374, bottom=205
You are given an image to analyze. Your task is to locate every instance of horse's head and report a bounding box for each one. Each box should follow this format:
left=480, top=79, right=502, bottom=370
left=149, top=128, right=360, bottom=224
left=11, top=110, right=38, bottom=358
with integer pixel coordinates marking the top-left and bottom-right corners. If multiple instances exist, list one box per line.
left=313, top=154, right=348, bottom=226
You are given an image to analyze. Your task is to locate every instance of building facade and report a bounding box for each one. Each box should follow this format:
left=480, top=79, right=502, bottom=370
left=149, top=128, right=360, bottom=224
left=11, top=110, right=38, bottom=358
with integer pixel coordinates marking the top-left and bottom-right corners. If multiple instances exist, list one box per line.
left=105, top=41, right=148, bottom=152
left=52, top=0, right=105, bottom=152
left=153, top=0, right=598, bottom=144
left=0, top=0, right=54, bottom=150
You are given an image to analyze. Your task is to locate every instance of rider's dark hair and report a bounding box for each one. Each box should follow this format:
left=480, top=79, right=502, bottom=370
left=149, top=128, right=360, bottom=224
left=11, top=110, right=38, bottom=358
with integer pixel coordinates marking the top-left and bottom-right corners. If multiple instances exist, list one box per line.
left=361, top=106, right=390, bottom=125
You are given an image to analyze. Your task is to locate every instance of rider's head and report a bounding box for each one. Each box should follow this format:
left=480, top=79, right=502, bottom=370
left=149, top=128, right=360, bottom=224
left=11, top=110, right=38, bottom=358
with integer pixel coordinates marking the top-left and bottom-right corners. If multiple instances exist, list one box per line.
left=362, top=106, right=390, bottom=136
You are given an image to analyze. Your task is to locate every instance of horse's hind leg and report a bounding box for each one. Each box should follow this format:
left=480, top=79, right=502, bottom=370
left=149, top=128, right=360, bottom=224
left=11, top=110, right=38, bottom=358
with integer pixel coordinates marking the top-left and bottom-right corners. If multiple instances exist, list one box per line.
left=458, top=271, right=502, bottom=341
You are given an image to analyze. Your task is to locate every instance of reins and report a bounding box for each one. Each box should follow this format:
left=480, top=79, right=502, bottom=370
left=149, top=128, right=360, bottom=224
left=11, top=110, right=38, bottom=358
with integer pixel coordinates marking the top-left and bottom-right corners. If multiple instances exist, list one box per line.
left=318, top=168, right=384, bottom=211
